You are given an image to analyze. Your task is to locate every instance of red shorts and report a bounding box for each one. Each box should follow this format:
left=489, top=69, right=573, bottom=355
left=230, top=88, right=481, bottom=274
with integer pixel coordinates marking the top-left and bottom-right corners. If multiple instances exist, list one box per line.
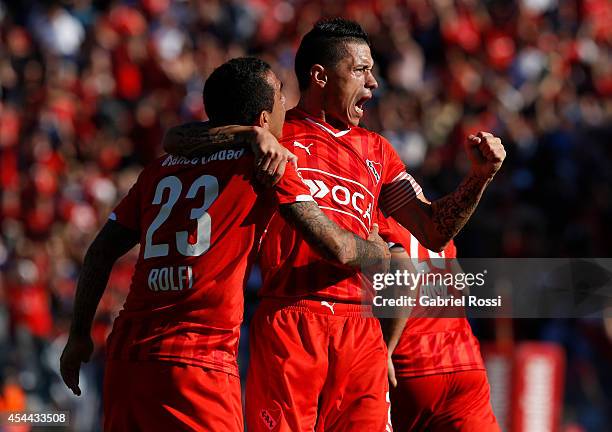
left=390, top=370, right=500, bottom=432
left=246, top=299, right=392, bottom=432
left=103, top=360, right=242, bottom=431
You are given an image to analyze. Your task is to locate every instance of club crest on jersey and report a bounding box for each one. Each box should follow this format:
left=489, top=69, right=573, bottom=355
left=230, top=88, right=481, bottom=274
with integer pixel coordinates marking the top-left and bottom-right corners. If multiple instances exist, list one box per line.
left=366, top=159, right=382, bottom=184
left=260, top=408, right=281, bottom=430
left=293, top=141, right=314, bottom=155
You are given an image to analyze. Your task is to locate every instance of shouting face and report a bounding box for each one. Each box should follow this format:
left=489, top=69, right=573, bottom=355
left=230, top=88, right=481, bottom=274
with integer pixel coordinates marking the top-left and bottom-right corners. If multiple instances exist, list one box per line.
left=323, top=42, right=378, bottom=127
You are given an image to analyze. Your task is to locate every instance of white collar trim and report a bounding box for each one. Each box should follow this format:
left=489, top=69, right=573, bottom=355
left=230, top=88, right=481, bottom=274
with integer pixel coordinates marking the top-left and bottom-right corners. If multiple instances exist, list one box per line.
left=305, top=117, right=351, bottom=138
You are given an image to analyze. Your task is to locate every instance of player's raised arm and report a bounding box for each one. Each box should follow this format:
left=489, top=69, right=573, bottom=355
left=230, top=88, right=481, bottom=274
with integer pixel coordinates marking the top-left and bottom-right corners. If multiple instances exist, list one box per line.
left=163, top=122, right=297, bottom=187
left=279, top=202, right=390, bottom=269
left=382, top=131, right=505, bottom=252
left=60, top=220, right=138, bottom=396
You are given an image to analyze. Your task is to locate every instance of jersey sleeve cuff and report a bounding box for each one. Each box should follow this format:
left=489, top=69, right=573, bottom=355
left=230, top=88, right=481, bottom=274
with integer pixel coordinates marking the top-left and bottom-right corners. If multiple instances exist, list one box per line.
left=381, top=172, right=422, bottom=215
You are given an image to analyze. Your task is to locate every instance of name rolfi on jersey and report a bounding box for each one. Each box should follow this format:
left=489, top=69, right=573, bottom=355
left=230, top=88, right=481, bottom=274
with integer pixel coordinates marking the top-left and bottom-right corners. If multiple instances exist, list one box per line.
left=162, top=148, right=245, bottom=167
left=148, top=266, right=194, bottom=292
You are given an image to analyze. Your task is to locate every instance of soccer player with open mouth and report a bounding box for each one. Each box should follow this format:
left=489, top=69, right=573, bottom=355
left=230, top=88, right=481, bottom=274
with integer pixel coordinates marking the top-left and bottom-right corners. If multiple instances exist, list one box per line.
left=59, top=57, right=389, bottom=431
left=165, top=18, right=505, bottom=432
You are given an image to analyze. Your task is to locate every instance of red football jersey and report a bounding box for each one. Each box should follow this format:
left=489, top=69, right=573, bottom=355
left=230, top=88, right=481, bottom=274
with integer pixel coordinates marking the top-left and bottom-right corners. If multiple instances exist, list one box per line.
left=106, top=148, right=312, bottom=376
left=258, top=107, right=422, bottom=302
left=378, top=214, right=485, bottom=377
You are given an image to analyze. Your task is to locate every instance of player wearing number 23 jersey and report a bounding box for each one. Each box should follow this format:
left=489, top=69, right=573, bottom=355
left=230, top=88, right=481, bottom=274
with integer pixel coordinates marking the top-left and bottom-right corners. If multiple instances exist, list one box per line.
left=61, top=58, right=390, bottom=432
left=104, top=147, right=312, bottom=431
left=103, top=59, right=315, bottom=432
left=106, top=149, right=310, bottom=373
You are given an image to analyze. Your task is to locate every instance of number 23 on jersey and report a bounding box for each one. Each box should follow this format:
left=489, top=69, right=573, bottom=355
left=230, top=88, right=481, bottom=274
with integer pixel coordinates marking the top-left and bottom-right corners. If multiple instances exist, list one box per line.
left=144, top=174, right=219, bottom=259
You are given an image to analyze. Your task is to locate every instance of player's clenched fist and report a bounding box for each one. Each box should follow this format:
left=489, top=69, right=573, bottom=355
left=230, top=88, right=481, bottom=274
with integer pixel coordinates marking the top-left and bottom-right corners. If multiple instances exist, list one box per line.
left=466, top=132, right=506, bottom=179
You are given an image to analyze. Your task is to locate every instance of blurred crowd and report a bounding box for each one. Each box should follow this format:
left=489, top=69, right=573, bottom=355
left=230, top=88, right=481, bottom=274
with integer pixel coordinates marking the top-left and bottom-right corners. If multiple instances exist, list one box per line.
left=0, top=0, right=610, bottom=430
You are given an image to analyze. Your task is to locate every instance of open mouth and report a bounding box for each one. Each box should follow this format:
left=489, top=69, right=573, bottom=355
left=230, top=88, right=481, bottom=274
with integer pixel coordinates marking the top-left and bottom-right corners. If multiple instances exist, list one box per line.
left=355, top=96, right=371, bottom=115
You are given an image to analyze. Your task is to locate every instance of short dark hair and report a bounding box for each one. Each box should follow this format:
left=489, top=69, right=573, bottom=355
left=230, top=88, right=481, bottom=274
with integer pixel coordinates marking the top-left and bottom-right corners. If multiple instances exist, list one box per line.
left=203, top=57, right=274, bottom=126
left=295, top=18, right=370, bottom=91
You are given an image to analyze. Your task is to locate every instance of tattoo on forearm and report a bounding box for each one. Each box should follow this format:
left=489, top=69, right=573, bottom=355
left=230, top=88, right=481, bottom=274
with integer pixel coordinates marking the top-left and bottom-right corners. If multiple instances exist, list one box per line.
left=352, top=232, right=382, bottom=267
left=279, top=202, right=381, bottom=267
left=164, top=123, right=245, bottom=156
left=431, top=173, right=490, bottom=240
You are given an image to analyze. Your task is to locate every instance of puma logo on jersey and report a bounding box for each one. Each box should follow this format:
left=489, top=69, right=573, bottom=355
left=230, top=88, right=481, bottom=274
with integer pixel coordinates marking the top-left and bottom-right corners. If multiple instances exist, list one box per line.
left=294, top=141, right=314, bottom=155
left=366, top=159, right=382, bottom=184
left=321, top=301, right=335, bottom=314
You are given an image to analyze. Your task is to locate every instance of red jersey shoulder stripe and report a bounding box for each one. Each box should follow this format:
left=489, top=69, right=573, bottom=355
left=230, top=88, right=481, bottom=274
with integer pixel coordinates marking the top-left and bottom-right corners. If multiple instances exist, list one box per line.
left=381, top=172, right=422, bottom=214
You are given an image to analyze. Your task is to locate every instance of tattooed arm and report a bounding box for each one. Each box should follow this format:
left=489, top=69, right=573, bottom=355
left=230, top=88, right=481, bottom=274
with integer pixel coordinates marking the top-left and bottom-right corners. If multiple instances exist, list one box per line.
left=163, top=122, right=296, bottom=186
left=60, top=220, right=139, bottom=395
left=279, top=201, right=390, bottom=269
left=164, top=122, right=254, bottom=156
left=388, top=132, right=505, bottom=252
